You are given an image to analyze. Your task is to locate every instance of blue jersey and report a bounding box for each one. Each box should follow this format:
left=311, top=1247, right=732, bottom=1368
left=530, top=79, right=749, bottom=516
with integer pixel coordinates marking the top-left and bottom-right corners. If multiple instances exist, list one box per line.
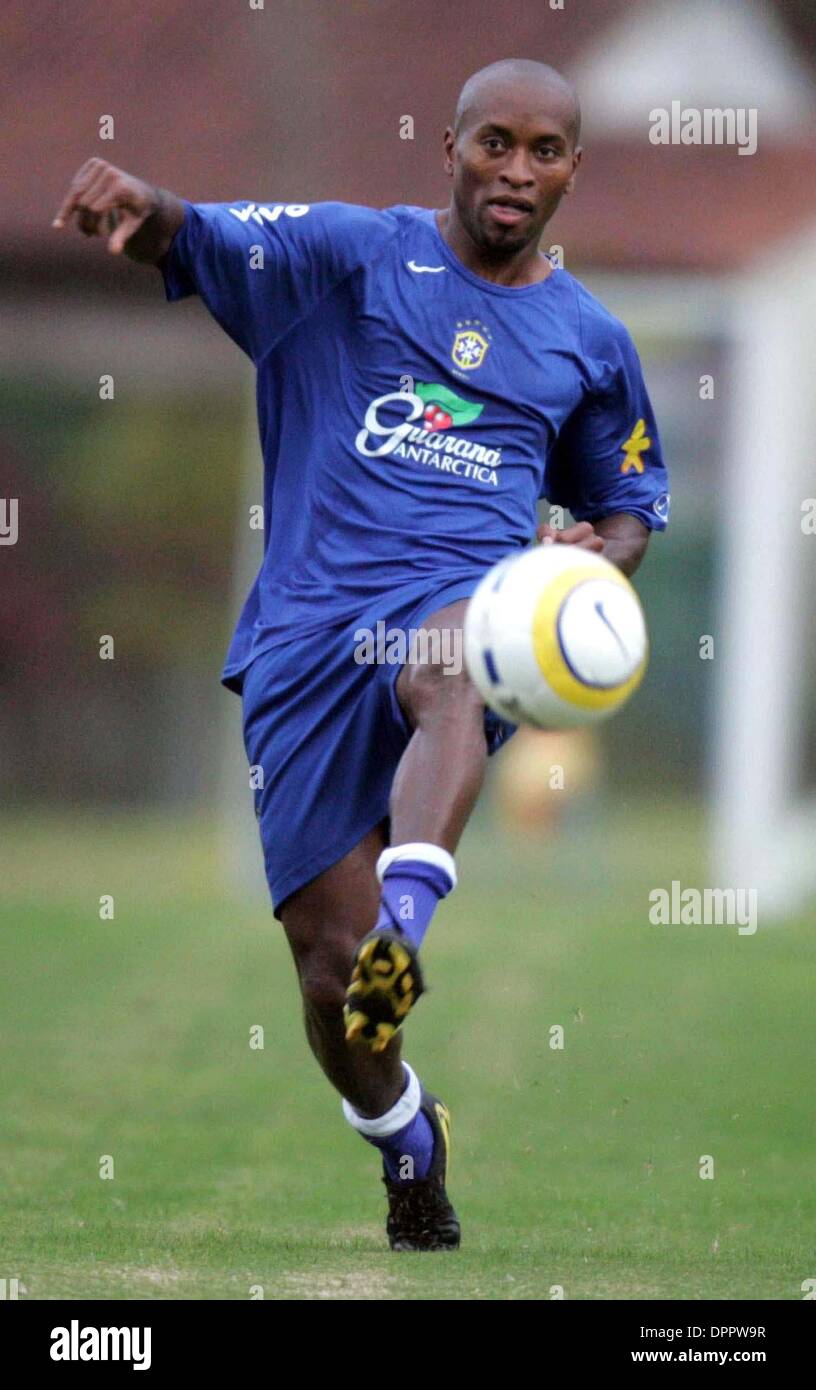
left=162, top=199, right=669, bottom=690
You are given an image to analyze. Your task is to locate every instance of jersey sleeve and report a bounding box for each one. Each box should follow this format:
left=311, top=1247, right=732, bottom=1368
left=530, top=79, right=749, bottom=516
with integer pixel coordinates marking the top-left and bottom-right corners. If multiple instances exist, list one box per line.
left=544, top=315, right=670, bottom=532
left=160, top=200, right=396, bottom=362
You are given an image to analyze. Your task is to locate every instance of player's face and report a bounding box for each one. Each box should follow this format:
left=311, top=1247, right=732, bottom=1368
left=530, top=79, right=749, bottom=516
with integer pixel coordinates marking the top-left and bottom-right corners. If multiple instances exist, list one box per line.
left=444, top=85, right=581, bottom=255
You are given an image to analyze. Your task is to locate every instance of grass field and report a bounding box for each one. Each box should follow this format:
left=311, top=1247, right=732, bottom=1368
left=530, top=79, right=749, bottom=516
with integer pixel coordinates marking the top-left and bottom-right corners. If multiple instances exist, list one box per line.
left=1, top=796, right=813, bottom=1301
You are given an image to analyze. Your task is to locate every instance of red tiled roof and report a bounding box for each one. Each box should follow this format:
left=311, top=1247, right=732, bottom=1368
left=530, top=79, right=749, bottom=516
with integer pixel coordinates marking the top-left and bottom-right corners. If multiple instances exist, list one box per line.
left=555, top=139, right=816, bottom=271
left=0, top=0, right=637, bottom=251
left=3, top=0, right=815, bottom=272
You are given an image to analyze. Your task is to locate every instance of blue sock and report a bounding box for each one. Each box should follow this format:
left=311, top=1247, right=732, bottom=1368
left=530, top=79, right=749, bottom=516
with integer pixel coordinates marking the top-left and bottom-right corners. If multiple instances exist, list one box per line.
left=343, top=1062, right=436, bottom=1182
left=375, top=858, right=455, bottom=951
left=369, top=1108, right=435, bottom=1182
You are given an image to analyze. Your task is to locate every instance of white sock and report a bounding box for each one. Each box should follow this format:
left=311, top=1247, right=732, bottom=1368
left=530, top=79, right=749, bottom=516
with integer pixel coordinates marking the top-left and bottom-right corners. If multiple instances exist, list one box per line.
left=342, top=1061, right=421, bottom=1136
left=375, top=842, right=457, bottom=890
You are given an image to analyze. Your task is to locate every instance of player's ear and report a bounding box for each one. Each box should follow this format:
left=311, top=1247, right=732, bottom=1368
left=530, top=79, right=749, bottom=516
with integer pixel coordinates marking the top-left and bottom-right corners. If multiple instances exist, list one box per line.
left=564, top=146, right=582, bottom=195
left=443, top=127, right=455, bottom=177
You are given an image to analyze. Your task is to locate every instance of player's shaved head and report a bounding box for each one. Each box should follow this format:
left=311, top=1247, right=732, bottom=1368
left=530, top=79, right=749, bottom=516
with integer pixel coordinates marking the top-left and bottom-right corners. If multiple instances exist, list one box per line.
left=454, top=58, right=581, bottom=147
left=442, top=56, right=583, bottom=270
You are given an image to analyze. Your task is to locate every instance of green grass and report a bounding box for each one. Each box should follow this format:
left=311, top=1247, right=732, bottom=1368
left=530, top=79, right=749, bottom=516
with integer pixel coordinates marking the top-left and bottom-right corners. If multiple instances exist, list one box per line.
left=1, top=798, right=813, bottom=1300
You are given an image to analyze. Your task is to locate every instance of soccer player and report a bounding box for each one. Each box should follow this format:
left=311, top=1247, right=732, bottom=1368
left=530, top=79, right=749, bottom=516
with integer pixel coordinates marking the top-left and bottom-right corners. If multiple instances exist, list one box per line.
left=54, top=58, right=668, bottom=1251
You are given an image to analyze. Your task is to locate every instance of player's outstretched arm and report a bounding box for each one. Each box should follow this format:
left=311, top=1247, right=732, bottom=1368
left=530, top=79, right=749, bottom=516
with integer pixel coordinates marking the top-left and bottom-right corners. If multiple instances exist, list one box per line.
left=52, top=158, right=185, bottom=263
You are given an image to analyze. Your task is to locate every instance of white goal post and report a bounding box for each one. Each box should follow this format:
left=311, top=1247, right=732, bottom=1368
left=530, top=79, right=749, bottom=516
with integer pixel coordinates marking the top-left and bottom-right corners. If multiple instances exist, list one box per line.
left=712, top=225, right=816, bottom=917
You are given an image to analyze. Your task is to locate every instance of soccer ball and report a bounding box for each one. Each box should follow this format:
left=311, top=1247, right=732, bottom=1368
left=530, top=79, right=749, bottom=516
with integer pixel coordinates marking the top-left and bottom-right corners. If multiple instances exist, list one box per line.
left=464, top=544, right=649, bottom=729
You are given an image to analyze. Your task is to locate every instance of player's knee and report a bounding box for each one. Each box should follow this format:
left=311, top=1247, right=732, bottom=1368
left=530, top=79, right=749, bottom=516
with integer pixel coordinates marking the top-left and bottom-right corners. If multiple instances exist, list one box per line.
left=299, top=961, right=347, bottom=1014
left=398, top=653, right=483, bottom=730
left=289, top=929, right=354, bottom=1015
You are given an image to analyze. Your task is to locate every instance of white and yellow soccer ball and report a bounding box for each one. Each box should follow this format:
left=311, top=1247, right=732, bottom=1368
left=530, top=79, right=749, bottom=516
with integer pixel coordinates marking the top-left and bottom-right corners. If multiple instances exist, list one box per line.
left=464, top=544, right=648, bottom=729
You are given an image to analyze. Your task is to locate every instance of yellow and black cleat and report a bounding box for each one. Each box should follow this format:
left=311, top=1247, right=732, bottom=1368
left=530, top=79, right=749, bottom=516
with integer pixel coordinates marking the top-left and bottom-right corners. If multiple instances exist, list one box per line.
left=343, top=928, right=425, bottom=1052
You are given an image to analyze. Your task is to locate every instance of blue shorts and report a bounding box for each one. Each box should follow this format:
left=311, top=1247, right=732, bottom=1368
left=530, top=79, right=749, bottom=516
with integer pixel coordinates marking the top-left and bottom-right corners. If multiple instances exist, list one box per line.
left=238, top=579, right=516, bottom=917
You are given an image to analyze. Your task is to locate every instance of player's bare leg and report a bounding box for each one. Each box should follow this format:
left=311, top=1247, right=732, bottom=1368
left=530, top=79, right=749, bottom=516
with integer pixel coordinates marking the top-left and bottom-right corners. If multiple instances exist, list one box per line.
left=344, top=599, right=487, bottom=1052
left=279, top=824, right=405, bottom=1117
left=280, top=821, right=459, bottom=1250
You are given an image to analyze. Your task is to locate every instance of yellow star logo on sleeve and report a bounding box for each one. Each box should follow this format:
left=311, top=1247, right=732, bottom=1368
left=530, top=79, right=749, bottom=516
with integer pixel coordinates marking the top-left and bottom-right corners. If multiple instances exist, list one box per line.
left=620, top=418, right=651, bottom=473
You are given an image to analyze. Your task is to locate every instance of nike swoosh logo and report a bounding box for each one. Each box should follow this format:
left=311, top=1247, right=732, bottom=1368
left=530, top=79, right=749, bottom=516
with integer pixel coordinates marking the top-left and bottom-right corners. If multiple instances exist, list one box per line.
left=407, top=260, right=447, bottom=273
left=594, top=600, right=630, bottom=663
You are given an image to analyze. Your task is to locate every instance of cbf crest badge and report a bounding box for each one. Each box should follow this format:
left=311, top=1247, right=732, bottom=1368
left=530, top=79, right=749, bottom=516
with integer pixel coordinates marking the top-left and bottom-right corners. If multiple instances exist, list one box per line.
left=451, top=318, right=492, bottom=371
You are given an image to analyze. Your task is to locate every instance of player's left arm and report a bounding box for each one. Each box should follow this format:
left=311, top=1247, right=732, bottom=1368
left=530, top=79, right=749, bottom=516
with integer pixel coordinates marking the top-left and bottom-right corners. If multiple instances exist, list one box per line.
left=542, top=313, right=670, bottom=575
left=591, top=512, right=650, bottom=575
left=537, top=513, right=650, bottom=576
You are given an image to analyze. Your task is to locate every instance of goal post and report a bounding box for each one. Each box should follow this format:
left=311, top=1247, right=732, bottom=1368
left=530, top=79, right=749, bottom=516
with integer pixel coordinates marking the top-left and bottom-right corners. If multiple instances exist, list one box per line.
left=711, top=226, right=816, bottom=917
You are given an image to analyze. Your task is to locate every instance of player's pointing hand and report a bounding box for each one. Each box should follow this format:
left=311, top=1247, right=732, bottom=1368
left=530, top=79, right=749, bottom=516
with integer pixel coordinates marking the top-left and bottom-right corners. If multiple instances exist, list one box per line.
left=52, top=159, right=185, bottom=262
left=52, top=158, right=161, bottom=255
